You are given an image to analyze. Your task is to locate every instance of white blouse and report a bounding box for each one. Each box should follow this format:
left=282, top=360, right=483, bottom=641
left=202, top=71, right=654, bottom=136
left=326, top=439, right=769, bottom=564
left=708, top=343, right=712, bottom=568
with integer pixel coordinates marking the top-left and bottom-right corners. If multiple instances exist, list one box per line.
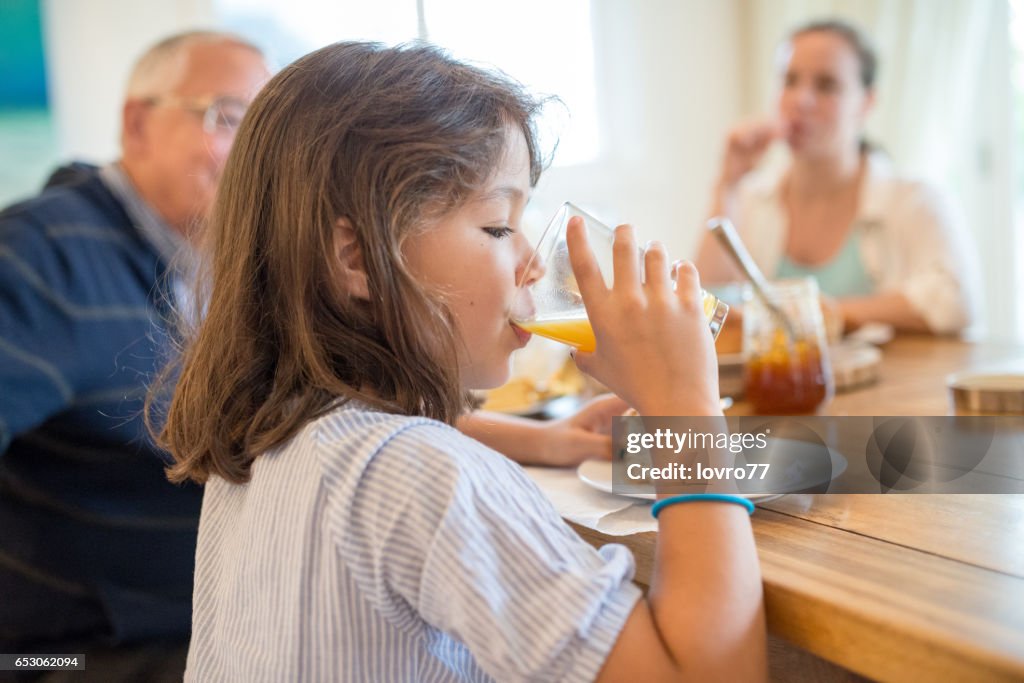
left=732, top=152, right=980, bottom=334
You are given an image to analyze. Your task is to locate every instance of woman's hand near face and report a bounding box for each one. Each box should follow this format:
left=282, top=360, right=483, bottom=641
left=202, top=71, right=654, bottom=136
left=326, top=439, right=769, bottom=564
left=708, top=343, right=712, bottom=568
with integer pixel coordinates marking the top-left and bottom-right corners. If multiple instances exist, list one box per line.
left=567, top=219, right=722, bottom=417
left=716, top=119, right=784, bottom=194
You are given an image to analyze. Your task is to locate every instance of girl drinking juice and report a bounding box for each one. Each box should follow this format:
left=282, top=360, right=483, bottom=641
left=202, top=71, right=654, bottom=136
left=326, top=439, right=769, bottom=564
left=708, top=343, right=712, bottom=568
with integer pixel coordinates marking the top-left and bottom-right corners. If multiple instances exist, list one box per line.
left=156, top=42, right=765, bottom=682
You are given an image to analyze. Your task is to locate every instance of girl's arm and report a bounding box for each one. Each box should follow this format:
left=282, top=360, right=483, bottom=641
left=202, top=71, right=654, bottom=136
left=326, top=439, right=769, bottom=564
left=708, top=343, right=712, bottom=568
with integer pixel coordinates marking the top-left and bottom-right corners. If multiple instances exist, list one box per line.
left=567, top=220, right=767, bottom=682
left=456, top=394, right=628, bottom=467
left=596, top=502, right=765, bottom=682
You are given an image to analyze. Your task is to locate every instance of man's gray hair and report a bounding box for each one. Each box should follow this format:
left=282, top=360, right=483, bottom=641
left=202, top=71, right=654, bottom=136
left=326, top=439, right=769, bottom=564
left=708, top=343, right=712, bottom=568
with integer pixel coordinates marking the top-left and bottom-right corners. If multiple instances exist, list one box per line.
left=125, top=30, right=264, bottom=99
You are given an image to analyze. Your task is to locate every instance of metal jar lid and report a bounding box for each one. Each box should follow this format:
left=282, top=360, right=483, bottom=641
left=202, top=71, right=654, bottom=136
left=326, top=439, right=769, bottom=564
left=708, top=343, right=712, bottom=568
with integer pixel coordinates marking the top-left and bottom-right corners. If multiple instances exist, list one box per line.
left=947, top=373, right=1024, bottom=414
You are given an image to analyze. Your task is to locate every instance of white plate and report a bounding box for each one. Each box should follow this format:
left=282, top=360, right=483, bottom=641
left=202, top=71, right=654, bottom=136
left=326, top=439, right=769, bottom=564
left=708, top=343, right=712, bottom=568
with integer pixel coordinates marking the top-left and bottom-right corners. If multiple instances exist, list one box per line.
left=578, top=437, right=847, bottom=503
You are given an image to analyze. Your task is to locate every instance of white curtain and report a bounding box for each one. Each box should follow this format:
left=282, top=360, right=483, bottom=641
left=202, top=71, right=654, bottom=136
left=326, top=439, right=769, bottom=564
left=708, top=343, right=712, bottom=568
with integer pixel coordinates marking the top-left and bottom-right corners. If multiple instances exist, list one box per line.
left=739, top=0, right=1017, bottom=340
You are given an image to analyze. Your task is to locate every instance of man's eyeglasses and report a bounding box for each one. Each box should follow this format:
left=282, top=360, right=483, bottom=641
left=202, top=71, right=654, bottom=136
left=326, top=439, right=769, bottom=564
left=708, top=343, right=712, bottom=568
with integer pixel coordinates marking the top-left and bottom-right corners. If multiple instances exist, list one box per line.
left=144, top=95, right=249, bottom=135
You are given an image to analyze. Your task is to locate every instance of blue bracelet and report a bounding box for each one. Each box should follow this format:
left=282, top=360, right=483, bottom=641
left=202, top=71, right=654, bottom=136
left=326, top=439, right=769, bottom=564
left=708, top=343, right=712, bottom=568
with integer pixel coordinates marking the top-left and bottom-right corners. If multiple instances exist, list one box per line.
left=651, top=493, right=755, bottom=518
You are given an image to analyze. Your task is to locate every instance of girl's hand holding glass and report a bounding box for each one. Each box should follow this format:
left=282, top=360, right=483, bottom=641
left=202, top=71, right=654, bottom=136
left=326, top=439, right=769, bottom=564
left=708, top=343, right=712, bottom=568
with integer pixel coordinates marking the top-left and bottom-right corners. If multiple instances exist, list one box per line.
left=563, top=218, right=723, bottom=417
left=510, top=203, right=727, bottom=355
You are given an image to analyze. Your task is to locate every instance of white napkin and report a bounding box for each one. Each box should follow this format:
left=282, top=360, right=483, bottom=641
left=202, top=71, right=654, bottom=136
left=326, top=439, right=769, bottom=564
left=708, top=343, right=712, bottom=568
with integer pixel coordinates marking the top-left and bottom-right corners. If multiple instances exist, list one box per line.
left=522, top=465, right=657, bottom=536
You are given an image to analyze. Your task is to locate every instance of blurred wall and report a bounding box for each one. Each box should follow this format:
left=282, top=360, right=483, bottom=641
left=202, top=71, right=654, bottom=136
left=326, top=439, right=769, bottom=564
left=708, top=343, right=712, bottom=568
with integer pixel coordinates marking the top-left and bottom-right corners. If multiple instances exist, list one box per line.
left=531, top=0, right=745, bottom=261
left=41, top=0, right=214, bottom=162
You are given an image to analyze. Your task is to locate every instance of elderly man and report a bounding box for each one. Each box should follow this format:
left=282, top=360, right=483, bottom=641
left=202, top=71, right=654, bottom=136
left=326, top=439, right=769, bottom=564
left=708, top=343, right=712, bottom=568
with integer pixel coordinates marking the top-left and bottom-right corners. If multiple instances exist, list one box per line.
left=0, top=31, right=270, bottom=678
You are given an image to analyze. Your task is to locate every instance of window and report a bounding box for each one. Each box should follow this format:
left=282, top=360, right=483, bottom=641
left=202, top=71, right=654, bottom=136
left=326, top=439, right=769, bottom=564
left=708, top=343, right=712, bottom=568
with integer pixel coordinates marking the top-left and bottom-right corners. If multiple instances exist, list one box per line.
left=215, top=0, right=598, bottom=166
left=422, top=0, right=597, bottom=165
left=1011, top=0, right=1024, bottom=339
left=215, top=0, right=418, bottom=65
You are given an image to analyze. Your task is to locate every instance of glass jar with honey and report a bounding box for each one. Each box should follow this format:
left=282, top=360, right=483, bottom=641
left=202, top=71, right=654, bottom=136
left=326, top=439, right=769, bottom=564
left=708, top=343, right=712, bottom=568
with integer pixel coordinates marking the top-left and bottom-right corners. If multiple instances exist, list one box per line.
left=742, top=278, right=834, bottom=414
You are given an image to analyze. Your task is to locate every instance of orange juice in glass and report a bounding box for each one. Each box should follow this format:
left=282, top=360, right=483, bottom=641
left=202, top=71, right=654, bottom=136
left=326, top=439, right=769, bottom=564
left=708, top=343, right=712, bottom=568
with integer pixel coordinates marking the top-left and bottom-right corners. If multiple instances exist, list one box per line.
left=512, top=202, right=728, bottom=352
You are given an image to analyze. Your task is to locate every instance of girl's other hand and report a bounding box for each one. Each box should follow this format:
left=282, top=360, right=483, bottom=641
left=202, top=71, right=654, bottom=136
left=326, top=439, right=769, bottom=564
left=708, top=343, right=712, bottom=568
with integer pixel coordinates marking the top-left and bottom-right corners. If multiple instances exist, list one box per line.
left=567, top=219, right=721, bottom=416
left=537, top=393, right=629, bottom=466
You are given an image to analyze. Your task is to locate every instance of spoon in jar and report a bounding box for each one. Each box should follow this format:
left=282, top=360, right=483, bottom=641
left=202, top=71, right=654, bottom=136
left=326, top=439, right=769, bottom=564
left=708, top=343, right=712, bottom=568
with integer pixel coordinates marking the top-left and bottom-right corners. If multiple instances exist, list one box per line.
left=706, top=217, right=798, bottom=342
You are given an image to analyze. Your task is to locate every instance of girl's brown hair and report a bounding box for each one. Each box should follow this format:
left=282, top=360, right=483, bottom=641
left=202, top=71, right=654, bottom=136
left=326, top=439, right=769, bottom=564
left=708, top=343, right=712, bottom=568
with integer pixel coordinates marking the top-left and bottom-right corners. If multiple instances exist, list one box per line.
left=151, top=42, right=546, bottom=484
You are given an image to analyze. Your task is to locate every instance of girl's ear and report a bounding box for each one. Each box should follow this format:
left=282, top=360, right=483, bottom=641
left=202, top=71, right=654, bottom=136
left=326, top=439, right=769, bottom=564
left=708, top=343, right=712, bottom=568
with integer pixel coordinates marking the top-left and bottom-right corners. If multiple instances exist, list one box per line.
left=333, top=217, right=369, bottom=300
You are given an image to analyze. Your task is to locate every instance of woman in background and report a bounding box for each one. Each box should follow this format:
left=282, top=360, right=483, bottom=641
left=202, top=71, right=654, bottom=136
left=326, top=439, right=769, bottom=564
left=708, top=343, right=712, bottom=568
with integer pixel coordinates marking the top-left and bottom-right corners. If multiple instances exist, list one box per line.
left=695, top=19, right=978, bottom=336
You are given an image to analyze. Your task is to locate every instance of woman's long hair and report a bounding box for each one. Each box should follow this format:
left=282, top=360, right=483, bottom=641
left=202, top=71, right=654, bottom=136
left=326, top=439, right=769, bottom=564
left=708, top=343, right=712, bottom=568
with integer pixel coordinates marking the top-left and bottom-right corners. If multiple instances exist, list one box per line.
left=148, top=42, right=546, bottom=484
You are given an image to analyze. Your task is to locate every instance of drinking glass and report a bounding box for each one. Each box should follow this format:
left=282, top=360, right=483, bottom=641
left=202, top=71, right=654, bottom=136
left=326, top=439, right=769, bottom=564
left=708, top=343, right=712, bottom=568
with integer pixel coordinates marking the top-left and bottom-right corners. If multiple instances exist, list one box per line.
left=511, top=202, right=728, bottom=352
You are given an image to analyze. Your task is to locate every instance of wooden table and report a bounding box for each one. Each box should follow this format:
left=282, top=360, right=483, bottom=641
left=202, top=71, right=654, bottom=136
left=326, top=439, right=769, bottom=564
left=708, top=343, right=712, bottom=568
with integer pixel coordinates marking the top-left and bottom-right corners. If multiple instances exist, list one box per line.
left=572, top=337, right=1024, bottom=682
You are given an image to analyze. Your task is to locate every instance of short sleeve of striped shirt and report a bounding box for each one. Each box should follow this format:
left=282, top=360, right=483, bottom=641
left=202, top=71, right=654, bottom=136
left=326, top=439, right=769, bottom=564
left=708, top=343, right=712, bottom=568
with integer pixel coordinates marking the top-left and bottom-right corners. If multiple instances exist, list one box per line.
left=333, top=421, right=642, bottom=683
